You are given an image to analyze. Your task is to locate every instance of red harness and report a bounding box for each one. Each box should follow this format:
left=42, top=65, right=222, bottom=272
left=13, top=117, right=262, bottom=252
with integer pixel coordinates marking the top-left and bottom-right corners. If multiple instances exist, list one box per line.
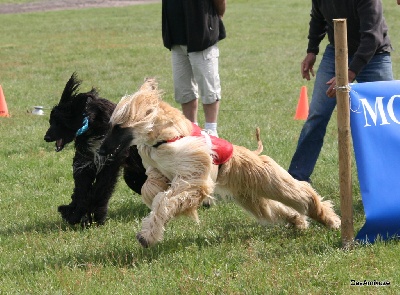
left=160, top=123, right=234, bottom=165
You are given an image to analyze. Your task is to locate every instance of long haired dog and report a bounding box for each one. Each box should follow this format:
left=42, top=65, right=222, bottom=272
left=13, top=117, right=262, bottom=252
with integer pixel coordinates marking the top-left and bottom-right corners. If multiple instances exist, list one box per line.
left=99, top=79, right=341, bottom=247
left=44, top=73, right=147, bottom=226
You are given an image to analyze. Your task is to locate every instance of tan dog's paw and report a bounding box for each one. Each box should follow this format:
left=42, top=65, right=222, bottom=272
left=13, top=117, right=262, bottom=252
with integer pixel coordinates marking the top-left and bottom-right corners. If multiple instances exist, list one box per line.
left=136, top=233, right=150, bottom=248
left=286, top=214, right=309, bottom=230
left=327, top=216, right=341, bottom=230
left=202, top=196, right=215, bottom=208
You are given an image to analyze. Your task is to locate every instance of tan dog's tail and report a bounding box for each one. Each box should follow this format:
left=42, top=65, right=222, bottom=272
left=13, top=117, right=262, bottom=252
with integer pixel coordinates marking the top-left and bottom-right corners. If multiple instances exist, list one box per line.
left=253, top=127, right=263, bottom=155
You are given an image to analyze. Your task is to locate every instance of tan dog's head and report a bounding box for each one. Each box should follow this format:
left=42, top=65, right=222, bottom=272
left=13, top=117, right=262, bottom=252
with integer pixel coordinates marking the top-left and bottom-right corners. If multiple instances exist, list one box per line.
left=99, top=78, right=192, bottom=157
left=111, top=78, right=160, bottom=131
left=99, top=78, right=162, bottom=157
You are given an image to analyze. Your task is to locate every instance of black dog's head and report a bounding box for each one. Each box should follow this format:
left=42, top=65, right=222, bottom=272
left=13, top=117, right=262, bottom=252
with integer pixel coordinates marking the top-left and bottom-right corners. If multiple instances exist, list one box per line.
left=44, top=73, right=98, bottom=152
left=98, top=124, right=135, bottom=158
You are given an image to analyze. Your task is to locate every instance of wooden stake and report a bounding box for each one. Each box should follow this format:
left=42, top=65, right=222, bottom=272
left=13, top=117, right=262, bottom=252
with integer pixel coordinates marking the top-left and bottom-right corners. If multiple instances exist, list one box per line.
left=334, top=19, right=354, bottom=249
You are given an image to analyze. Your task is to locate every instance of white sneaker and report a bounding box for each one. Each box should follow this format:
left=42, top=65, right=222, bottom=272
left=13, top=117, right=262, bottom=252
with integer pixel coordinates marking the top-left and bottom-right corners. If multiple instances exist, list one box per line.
left=203, top=129, right=219, bottom=137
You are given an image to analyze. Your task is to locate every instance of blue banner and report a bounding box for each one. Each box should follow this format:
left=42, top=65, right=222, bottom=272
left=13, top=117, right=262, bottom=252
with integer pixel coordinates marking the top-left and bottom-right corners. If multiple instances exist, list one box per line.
left=350, top=80, right=400, bottom=243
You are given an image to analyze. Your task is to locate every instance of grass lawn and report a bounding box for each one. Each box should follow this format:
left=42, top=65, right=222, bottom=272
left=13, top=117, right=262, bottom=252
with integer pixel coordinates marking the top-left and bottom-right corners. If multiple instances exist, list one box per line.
left=1, top=0, right=399, bottom=293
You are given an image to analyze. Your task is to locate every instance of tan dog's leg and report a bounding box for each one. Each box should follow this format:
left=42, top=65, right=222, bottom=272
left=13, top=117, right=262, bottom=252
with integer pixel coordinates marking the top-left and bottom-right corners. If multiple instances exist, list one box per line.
left=142, top=167, right=214, bottom=209
left=141, top=167, right=169, bottom=208
left=295, top=181, right=341, bottom=229
left=258, top=154, right=341, bottom=229
left=137, top=177, right=213, bottom=247
left=218, top=148, right=340, bottom=230
left=233, top=196, right=309, bottom=229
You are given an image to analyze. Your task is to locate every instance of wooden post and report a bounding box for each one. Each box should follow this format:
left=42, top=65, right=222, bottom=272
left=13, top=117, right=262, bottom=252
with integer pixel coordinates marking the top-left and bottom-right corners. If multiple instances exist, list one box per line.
left=334, top=19, right=354, bottom=249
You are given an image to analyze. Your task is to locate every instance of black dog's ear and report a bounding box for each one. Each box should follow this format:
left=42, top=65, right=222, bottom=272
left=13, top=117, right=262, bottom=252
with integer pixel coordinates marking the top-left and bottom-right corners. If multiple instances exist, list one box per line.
left=89, top=87, right=98, bottom=97
left=86, top=87, right=99, bottom=104
left=72, top=93, right=89, bottom=114
left=60, top=72, right=81, bottom=104
left=73, top=87, right=98, bottom=112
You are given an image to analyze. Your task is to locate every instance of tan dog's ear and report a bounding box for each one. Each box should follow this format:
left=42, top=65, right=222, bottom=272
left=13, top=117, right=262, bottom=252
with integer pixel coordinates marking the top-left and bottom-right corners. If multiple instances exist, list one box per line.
left=111, top=78, right=162, bottom=128
left=141, top=77, right=158, bottom=91
left=110, top=95, right=133, bottom=126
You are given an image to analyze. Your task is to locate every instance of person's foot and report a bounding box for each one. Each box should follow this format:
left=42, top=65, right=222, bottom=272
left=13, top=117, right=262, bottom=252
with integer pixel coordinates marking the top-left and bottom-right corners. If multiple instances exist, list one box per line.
left=203, top=129, right=218, bottom=137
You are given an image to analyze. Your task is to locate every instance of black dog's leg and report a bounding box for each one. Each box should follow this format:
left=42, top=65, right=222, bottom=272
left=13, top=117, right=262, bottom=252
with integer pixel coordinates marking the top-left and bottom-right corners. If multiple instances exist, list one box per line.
left=89, top=146, right=147, bottom=224
left=123, top=146, right=147, bottom=195
left=123, top=166, right=147, bottom=195
left=89, top=158, right=123, bottom=225
left=58, top=156, right=96, bottom=225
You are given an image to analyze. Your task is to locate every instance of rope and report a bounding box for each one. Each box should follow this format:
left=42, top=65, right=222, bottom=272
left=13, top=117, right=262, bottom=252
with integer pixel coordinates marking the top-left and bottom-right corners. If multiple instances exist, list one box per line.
left=334, top=84, right=351, bottom=93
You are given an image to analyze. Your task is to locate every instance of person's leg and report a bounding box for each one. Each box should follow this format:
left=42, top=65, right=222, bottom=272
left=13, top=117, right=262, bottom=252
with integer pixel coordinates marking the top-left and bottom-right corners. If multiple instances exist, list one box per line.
left=288, top=45, right=337, bottom=182
left=171, top=45, right=199, bottom=123
left=189, top=44, right=221, bottom=136
left=203, top=101, right=220, bottom=136
left=203, top=101, right=220, bottom=123
left=181, top=99, right=199, bottom=123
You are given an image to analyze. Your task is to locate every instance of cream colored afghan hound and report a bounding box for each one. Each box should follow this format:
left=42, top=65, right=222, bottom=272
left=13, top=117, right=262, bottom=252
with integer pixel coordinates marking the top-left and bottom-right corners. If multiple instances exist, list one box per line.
left=99, top=79, right=341, bottom=247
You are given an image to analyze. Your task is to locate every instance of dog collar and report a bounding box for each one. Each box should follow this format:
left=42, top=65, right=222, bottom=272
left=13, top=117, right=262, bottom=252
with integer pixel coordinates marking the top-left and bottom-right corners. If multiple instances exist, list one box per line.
left=152, top=136, right=183, bottom=148
left=76, top=116, right=89, bottom=136
left=152, top=123, right=200, bottom=148
left=152, top=140, right=167, bottom=148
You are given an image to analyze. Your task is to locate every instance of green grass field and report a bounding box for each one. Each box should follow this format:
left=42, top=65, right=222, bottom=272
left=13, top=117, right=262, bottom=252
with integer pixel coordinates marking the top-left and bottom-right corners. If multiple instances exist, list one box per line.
left=1, top=0, right=399, bottom=293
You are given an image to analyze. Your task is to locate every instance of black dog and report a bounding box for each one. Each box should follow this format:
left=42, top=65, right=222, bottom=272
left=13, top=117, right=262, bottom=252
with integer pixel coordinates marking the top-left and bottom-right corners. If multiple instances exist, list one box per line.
left=44, top=73, right=147, bottom=226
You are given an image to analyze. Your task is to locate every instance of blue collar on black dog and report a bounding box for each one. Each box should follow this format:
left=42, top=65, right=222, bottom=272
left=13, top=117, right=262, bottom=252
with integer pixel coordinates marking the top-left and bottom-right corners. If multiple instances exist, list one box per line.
left=76, top=116, right=89, bottom=136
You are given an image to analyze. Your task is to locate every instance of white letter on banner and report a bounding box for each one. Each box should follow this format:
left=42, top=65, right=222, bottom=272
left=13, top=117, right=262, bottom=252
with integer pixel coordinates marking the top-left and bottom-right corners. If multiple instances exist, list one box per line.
left=360, top=97, right=389, bottom=127
left=387, top=95, right=400, bottom=124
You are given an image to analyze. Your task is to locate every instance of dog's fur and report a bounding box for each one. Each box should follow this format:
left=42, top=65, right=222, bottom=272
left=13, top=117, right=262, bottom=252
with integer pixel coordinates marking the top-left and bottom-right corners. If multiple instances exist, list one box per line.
left=99, top=79, right=341, bottom=247
left=44, top=73, right=147, bottom=226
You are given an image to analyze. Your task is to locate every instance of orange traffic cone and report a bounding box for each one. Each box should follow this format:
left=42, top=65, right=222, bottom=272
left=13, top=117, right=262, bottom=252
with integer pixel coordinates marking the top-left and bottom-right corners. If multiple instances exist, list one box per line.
left=0, top=85, right=10, bottom=117
left=294, top=86, right=309, bottom=120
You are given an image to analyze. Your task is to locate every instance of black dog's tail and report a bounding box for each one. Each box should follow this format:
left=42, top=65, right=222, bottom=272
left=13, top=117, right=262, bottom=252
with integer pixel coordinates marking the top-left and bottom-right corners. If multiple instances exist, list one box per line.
left=60, top=72, right=81, bottom=104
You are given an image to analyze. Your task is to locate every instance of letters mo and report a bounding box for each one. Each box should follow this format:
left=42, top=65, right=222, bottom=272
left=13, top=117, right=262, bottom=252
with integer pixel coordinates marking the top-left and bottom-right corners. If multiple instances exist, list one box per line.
left=359, top=95, right=400, bottom=127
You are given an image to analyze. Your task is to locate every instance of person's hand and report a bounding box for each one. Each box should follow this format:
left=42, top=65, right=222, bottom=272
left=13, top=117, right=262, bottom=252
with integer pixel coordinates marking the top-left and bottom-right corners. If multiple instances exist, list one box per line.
left=301, top=53, right=316, bottom=80
left=325, top=70, right=356, bottom=98
left=326, top=77, right=337, bottom=98
left=348, top=70, right=356, bottom=83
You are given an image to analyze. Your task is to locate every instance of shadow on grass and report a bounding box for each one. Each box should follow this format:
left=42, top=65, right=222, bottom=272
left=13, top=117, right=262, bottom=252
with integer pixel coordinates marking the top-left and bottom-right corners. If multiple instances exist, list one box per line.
left=2, top=198, right=347, bottom=274
left=0, top=198, right=150, bottom=237
left=4, top=218, right=346, bottom=277
left=0, top=215, right=74, bottom=237
left=58, top=220, right=343, bottom=270
left=107, top=197, right=150, bottom=222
